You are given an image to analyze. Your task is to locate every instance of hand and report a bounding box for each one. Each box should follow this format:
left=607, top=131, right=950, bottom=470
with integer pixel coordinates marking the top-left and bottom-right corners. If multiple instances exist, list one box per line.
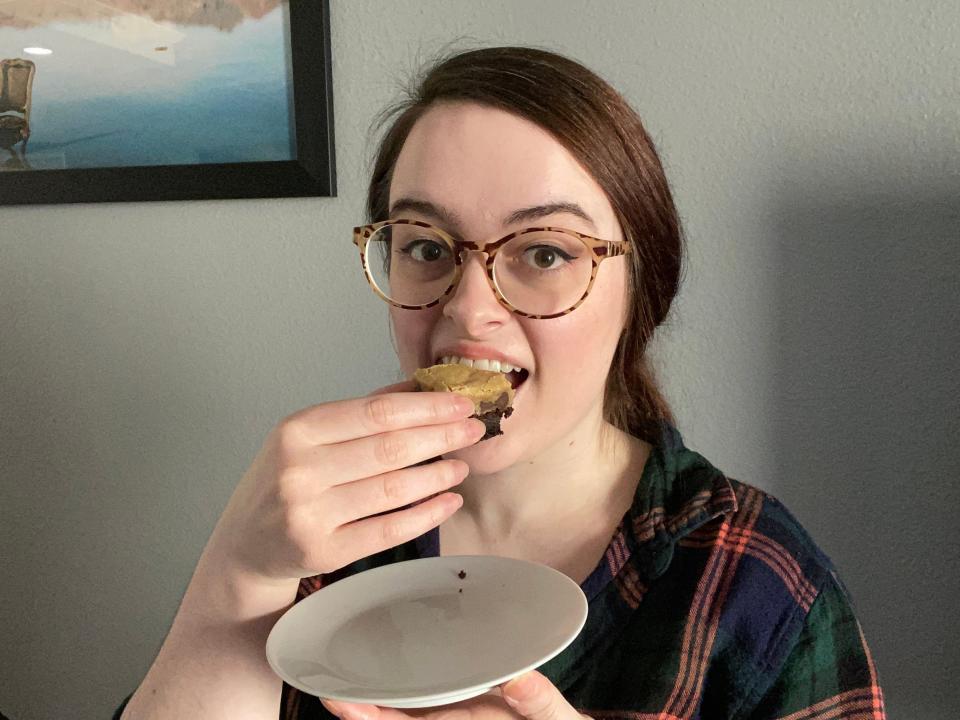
left=321, top=671, right=590, bottom=720
left=205, top=381, right=486, bottom=585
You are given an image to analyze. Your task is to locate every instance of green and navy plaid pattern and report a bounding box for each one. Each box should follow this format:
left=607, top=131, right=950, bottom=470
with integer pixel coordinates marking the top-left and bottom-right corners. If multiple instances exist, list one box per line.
left=112, top=422, right=883, bottom=719
left=281, top=422, right=885, bottom=720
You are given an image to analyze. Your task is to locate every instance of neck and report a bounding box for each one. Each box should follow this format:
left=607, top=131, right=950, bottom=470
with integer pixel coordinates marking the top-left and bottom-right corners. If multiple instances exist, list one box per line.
left=452, top=406, right=650, bottom=544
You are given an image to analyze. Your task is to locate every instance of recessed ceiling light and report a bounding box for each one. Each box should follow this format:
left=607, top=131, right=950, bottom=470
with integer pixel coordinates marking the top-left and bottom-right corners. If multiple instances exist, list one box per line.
left=23, top=47, right=53, bottom=56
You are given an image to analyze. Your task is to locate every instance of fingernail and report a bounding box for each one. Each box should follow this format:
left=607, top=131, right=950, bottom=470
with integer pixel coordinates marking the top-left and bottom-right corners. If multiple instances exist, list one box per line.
left=504, top=673, right=535, bottom=704
left=453, top=395, right=475, bottom=414
left=320, top=699, right=341, bottom=716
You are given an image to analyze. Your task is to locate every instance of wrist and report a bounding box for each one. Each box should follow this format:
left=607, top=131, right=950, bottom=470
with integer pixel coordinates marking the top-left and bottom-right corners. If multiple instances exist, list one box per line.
left=182, top=542, right=299, bottom=627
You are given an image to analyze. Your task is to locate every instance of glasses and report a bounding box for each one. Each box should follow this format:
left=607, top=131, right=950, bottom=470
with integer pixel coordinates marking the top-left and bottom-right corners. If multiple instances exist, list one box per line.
left=352, top=219, right=632, bottom=319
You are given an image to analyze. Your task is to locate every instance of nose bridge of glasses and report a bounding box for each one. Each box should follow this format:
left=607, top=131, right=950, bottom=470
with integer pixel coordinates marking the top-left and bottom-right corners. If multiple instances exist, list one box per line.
left=447, top=246, right=501, bottom=306
left=454, top=247, right=493, bottom=290
left=457, top=246, right=489, bottom=265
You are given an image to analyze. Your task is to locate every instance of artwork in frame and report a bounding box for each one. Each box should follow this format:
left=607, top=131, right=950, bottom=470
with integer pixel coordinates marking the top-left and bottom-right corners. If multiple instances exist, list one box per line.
left=0, top=0, right=335, bottom=205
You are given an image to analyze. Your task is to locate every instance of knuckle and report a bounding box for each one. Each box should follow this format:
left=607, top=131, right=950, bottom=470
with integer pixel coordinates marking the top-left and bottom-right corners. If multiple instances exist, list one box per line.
left=275, top=415, right=307, bottom=454
left=436, top=461, right=460, bottom=487
left=445, top=421, right=470, bottom=448
left=283, top=508, right=312, bottom=555
left=379, top=516, right=407, bottom=546
left=429, top=501, right=451, bottom=527
left=381, top=472, right=409, bottom=504
left=289, top=514, right=336, bottom=575
left=282, top=494, right=307, bottom=530
left=364, top=396, right=396, bottom=429
left=301, top=546, right=328, bottom=575
left=275, top=466, right=305, bottom=508
left=427, top=398, right=449, bottom=423
left=309, top=539, right=338, bottom=575
left=374, top=433, right=408, bottom=467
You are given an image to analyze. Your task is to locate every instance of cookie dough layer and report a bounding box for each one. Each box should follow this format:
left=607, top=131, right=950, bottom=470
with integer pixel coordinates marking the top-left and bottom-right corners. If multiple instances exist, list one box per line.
left=413, top=363, right=515, bottom=439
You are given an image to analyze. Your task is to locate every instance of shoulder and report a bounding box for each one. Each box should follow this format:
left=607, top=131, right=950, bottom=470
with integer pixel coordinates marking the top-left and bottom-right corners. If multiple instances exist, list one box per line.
left=671, top=480, right=878, bottom=710
left=698, top=478, right=838, bottom=595
left=679, top=479, right=846, bottom=667
left=718, top=483, right=886, bottom=717
left=730, top=479, right=837, bottom=596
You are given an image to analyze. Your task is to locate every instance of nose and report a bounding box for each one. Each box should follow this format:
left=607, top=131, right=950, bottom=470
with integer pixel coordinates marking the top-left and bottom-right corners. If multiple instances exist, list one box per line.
left=442, top=251, right=511, bottom=334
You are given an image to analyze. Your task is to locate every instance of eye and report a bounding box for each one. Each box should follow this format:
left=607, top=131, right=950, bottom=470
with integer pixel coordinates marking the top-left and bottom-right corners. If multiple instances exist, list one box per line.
left=521, top=244, right=577, bottom=270
left=401, top=238, right=450, bottom=262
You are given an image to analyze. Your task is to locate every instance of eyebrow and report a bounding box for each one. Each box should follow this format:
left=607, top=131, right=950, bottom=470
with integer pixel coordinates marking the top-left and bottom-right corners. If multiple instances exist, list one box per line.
left=389, top=198, right=461, bottom=228
left=389, top=197, right=597, bottom=232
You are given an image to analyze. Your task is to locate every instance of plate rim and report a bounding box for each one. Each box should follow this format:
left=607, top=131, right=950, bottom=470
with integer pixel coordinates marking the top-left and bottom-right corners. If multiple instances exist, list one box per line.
left=266, top=554, right=588, bottom=706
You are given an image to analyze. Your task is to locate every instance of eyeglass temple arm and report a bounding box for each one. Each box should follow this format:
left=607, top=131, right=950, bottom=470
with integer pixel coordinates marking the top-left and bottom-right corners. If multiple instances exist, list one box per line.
left=594, top=240, right=632, bottom=258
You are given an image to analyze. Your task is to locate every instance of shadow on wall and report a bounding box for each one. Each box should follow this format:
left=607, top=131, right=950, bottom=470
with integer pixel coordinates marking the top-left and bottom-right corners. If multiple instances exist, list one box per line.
left=767, top=176, right=959, bottom=719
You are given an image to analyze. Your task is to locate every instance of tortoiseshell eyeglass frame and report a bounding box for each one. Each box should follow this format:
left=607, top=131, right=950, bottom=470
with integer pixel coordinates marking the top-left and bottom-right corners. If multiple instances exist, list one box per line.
left=352, top=219, right=633, bottom=320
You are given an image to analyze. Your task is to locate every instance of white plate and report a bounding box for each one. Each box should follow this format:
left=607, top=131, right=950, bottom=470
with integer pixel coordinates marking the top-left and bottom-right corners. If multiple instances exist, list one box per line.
left=266, top=555, right=588, bottom=708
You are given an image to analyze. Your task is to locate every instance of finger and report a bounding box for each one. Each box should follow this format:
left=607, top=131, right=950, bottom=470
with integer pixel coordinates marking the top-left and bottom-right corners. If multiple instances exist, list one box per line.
left=284, top=391, right=475, bottom=446
left=320, top=418, right=485, bottom=482
left=328, top=491, right=463, bottom=561
left=502, top=671, right=583, bottom=720
left=326, top=459, right=469, bottom=526
left=367, top=380, right=416, bottom=396
left=321, top=700, right=411, bottom=720
left=320, top=699, right=381, bottom=720
left=320, top=699, right=447, bottom=720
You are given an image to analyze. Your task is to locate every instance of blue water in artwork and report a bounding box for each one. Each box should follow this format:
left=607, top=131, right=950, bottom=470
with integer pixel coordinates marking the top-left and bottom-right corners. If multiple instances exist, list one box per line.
left=0, top=2, right=295, bottom=170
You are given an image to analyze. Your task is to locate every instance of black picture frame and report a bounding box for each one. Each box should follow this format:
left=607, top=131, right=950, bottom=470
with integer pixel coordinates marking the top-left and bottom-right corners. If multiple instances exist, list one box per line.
left=0, top=0, right=335, bottom=206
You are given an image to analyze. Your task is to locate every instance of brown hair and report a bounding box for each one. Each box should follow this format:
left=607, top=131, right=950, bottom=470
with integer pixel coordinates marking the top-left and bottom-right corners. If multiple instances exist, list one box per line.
left=367, top=46, right=683, bottom=444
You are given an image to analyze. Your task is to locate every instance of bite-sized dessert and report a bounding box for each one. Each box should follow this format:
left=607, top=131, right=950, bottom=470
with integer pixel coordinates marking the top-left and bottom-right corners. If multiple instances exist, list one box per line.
left=413, top=363, right=515, bottom=440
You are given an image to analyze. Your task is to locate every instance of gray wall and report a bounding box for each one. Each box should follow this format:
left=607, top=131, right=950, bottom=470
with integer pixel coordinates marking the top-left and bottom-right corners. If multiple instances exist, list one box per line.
left=1, top=2, right=957, bottom=718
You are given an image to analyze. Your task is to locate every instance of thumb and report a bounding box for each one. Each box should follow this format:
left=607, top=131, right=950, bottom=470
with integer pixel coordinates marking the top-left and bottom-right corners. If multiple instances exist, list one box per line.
left=501, top=671, right=584, bottom=720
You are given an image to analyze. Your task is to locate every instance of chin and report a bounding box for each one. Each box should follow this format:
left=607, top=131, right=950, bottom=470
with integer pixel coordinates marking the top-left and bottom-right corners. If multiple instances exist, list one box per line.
left=445, top=422, right=529, bottom=475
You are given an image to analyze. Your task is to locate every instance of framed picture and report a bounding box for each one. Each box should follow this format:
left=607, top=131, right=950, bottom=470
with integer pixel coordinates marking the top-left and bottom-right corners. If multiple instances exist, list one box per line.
left=0, top=0, right=335, bottom=205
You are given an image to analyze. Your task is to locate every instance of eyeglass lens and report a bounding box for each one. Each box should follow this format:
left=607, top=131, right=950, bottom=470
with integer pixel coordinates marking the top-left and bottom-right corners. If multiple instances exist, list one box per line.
left=365, top=224, right=593, bottom=315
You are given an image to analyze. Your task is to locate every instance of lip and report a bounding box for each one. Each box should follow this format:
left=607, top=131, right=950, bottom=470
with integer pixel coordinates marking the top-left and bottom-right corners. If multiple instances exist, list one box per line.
left=432, top=343, right=530, bottom=373
left=509, top=375, right=527, bottom=410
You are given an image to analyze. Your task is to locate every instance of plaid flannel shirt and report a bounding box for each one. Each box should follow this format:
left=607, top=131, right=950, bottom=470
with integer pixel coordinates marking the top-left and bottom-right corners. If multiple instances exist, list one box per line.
left=281, top=422, right=884, bottom=720
left=113, top=423, right=884, bottom=719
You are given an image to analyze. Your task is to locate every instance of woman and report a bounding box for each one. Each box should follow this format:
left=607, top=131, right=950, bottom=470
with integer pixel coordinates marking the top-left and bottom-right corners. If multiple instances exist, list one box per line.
left=118, top=47, right=885, bottom=720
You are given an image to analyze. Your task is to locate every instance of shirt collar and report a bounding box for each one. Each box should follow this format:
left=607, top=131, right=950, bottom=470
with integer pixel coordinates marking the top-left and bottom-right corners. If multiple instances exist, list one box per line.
left=625, top=421, right=738, bottom=581
left=415, top=421, right=738, bottom=582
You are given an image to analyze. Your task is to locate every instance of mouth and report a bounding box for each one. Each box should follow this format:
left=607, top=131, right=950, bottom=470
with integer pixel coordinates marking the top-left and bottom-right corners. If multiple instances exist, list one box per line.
left=436, top=354, right=531, bottom=390
left=505, top=368, right=529, bottom=390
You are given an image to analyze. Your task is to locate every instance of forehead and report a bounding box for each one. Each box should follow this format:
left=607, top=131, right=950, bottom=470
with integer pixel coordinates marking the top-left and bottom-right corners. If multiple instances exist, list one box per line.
left=390, top=101, right=616, bottom=233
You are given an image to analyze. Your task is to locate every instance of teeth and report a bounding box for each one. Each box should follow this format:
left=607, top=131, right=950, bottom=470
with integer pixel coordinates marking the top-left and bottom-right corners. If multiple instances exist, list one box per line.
left=439, top=355, right=522, bottom=374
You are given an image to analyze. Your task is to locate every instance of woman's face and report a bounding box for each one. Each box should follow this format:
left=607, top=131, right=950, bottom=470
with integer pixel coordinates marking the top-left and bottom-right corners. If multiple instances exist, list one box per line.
left=389, top=101, right=630, bottom=473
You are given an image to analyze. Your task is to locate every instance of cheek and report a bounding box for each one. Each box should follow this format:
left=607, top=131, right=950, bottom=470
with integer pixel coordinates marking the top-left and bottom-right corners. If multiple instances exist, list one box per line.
left=389, top=307, right=438, bottom=374
left=529, top=263, right=628, bottom=378
left=592, top=261, right=630, bottom=343
left=536, top=312, right=617, bottom=376
left=566, top=263, right=628, bottom=345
